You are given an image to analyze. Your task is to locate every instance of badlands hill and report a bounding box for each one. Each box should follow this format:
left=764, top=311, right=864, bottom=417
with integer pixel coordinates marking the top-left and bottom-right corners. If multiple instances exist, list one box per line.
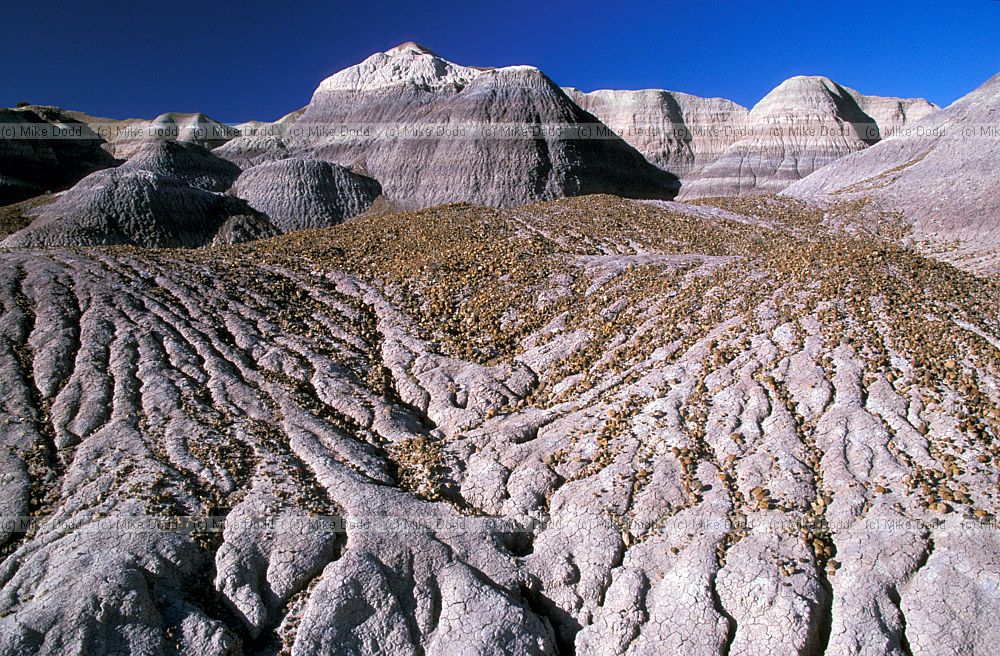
left=281, top=42, right=680, bottom=207
left=214, top=109, right=304, bottom=168
left=109, top=112, right=239, bottom=159
left=1, top=46, right=956, bottom=250
left=0, top=106, right=116, bottom=205
left=0, top=142, right=386, bottom=248
left=565, top=77, right=936, bottom=198
left=0, top=43, right=686, bottom=247
left=678, top=76, right=937, bottom=198
left=0, top=195, right=996, bottom=655
left=0, top=141, right=267, bottom=248
left=217, top=54, right=934, bottom=206
left=0, top=105, right=241, bottom=228
left=0, top=42, right=996, bottom=656
left=565, top=88, right=751, bottom=177
left=231, top=158, right=382, bottom=232
left=785, top=72, right=1000, bottom=276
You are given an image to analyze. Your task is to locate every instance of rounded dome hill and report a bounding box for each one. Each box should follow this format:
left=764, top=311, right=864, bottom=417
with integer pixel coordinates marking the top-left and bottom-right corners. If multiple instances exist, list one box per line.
left=1, top=168, right=269, bottom=248
left=118, top=140, right=241, bottom=192
left=1, top=142, right=269, bottom=248
left=231, top=158, right=382, bottom=232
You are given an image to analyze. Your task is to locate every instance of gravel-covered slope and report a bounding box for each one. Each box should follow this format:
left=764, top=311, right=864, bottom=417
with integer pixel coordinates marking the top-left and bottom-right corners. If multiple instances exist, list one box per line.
left=0, top=196, right=997, bottom=655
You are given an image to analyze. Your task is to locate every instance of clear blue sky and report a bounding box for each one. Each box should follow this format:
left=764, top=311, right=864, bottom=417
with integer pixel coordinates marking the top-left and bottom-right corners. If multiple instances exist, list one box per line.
left=2, top=0, right=997, bottom=122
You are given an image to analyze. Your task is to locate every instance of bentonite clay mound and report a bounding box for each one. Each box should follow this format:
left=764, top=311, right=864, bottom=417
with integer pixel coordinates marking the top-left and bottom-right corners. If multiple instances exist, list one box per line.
left=213, top=109, right=305, bottom=168
left=110, top=111, right=239, bottom=159
left=0, top=168, right=268, bottom=248
left=0, top=196, right=996, bottom=655
left=1, top=139, right=265, bottom=248
left=283, top=42, right=680, bottom=207
left=117, top=140, right=243, bottom=192
left=678, top=76, right=936, bottom=198
left=231, top=158, right=382, bottom=231
left=785, top=72, right=1000, bottom=276
left=212, top=134, right=292, bottom=168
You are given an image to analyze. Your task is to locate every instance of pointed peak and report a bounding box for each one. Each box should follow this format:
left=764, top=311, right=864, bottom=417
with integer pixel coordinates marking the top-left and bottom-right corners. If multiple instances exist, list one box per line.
left=384, top=42, right=439, bottom=57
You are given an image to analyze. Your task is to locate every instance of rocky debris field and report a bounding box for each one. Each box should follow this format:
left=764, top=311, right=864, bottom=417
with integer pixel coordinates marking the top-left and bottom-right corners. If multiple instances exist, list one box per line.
left=0, top=195, right=997, bottom=655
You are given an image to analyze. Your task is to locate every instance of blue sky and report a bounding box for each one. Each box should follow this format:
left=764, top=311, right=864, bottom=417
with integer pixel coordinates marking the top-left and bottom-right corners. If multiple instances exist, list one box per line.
left=2, top=0, right=997, bottom=122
